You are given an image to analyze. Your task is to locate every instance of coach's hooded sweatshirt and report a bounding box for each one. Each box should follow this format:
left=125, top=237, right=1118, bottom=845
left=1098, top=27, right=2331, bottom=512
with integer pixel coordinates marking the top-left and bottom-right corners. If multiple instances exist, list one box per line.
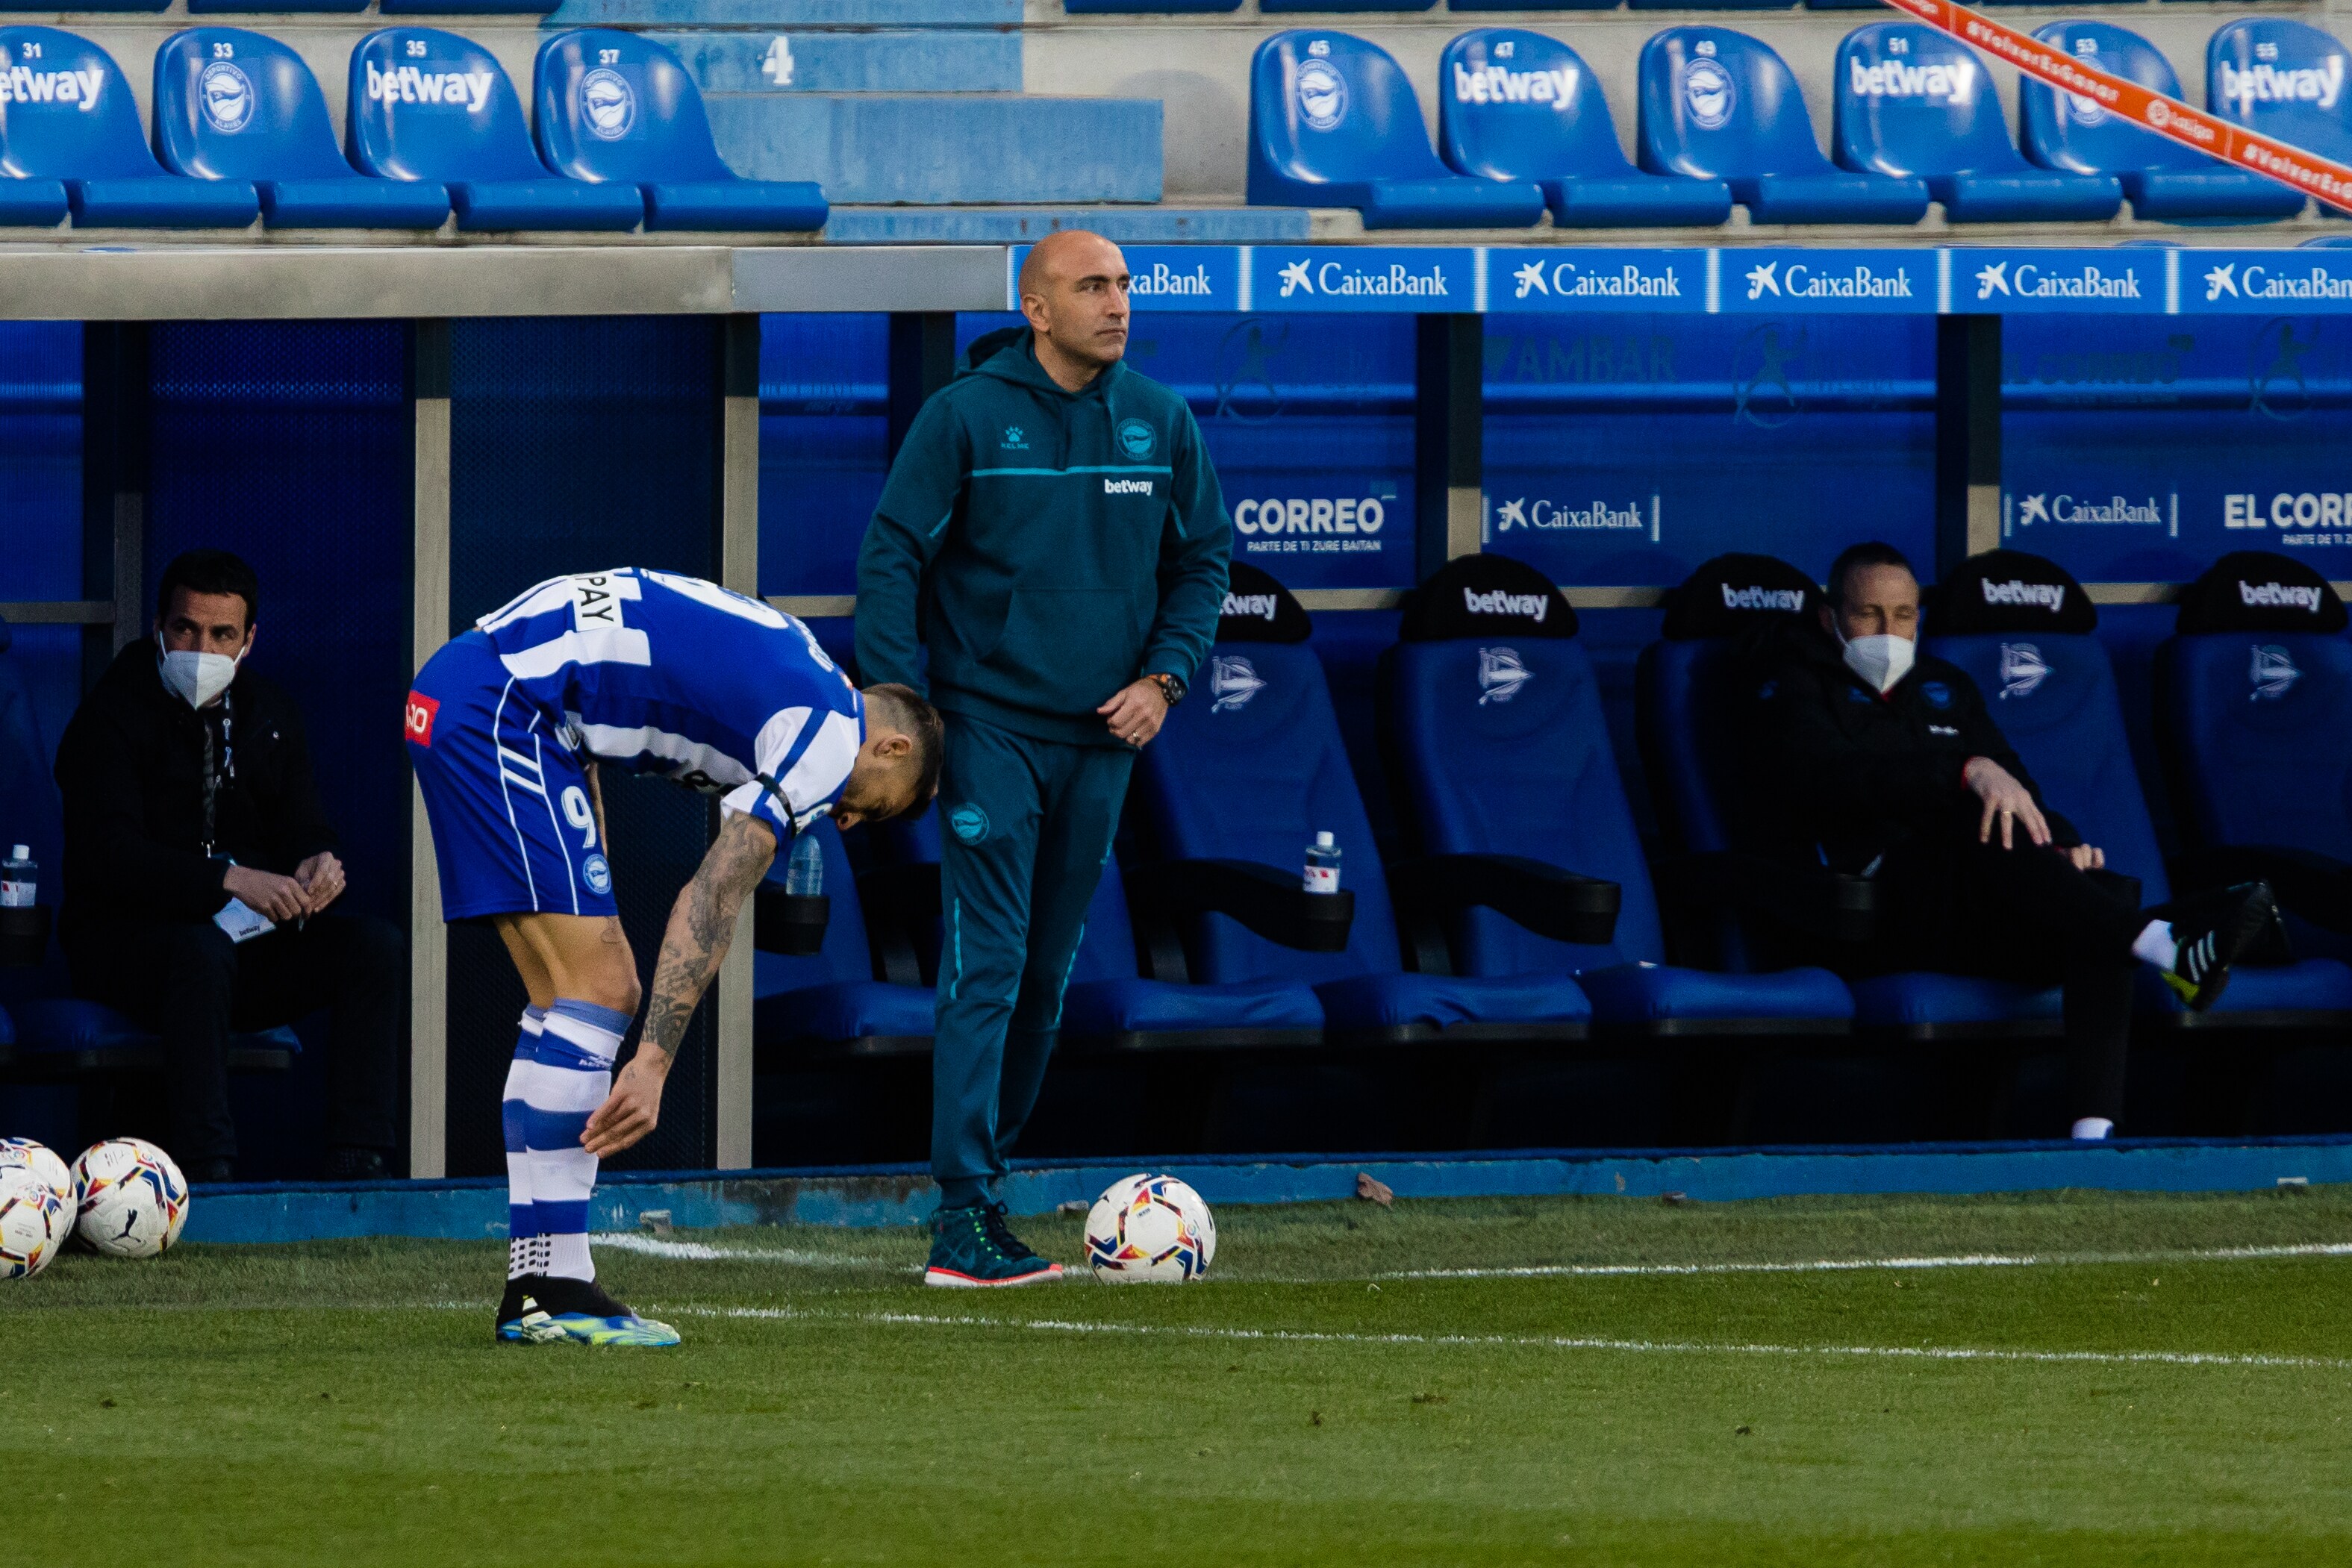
left=855, top=327, right=1232, bottom=748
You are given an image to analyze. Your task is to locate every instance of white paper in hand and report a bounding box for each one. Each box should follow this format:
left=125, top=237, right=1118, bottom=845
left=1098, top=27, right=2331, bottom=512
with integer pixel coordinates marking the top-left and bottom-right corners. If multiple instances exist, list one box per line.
left=213, top=897, right=276, bottom=944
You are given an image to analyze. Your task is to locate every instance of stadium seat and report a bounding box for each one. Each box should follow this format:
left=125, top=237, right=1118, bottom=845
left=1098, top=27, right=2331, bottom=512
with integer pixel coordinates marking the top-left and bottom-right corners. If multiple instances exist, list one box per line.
left=1832, top=23, right=2122, bottom=222
left=1134, top=566, right=1591, bottom=1045
left=2020, top=22, right=2308, bottom=222
left=348, top=29, right=643, bottom=231
left=1930, top=550, right=2352, bottom=1030
left=2209, top=18, right=2352, bottom=213
left=1383, top=555, right=1850, bottom=1037
left=0, top=26, right=258, bottom=228
left=152, top=28, right=451, bottom=228
left=2160, top=553, right=2352, bottom=977
left=1247, top=31, right=1545, bottom=228
left=1438, top=29, right=1732, bottom=228
left=1638, top=28, right=1930, bottom=225
left=753, top=817, right=935, bottom=1059
left=534, top=31, right=827, bottom=231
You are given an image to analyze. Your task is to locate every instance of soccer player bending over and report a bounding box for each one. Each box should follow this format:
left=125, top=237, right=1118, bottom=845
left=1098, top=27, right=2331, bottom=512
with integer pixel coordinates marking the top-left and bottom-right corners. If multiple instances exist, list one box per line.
left=407, top=569, right=939, bottom=1346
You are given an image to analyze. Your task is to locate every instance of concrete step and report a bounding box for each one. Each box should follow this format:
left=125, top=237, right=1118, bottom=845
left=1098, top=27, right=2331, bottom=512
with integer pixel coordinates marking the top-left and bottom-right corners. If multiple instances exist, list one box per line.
left=822, top=203, right=1311, bottom=242
left=547, top=0, right=1015, bottom=26
left=708, top=92, right=1161, bottom=203
left=654, top=28, right=1020, bottom=93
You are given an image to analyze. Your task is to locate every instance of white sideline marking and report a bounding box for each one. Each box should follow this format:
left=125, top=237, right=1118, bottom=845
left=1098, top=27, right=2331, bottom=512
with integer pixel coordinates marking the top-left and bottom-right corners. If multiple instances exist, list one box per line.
left=589, top=1232, right=894, bottom=1268
left=679, top=1304, right=2352, bottom=1373
left=1379, top=1241, right=2352, bottom=1282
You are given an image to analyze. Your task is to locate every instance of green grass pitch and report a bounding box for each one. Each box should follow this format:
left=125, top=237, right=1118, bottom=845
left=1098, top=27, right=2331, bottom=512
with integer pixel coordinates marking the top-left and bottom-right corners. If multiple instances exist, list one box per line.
left=9, top=1187, right=2352, bottom=1566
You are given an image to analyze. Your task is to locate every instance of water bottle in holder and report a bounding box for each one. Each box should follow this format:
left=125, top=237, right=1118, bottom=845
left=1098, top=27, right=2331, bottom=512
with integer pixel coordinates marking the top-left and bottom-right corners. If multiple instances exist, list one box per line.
left=1303, top=831, right=1341, bottom=894
left=0, top=845, right=33, bottom=908
left=784, top=833, right=824, bottom=896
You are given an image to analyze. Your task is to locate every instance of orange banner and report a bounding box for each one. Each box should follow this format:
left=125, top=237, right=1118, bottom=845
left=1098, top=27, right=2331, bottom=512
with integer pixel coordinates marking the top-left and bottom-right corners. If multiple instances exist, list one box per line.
left=1880, top=0, right=2352, bottom=211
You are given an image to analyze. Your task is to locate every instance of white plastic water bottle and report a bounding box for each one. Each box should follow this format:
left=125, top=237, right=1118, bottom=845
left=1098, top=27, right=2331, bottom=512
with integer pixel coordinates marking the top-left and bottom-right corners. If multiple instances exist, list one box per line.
left=0, top=845, right=32, bottom=908
left=784, top=834, right=824, bottom=897
left=1303, top=831, right=1341, bottom=895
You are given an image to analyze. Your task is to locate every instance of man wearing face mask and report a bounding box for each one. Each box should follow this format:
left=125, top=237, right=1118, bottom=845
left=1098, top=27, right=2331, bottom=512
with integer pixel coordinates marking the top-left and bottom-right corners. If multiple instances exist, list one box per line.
left=52, top=549, right=402, bottom=1184
left=1754, top=543, right=2275, bottom=1140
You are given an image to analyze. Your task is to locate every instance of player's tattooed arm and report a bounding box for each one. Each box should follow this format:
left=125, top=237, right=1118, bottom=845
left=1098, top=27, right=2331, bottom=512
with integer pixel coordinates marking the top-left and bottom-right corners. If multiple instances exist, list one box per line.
left=638, top=811, right=779, bottom=1064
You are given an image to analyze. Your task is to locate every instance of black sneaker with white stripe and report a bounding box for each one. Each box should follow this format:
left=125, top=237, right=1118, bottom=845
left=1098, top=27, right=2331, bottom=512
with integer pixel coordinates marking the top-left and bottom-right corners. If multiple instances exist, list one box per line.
left=2160, top=882, right=2277, bottom=1013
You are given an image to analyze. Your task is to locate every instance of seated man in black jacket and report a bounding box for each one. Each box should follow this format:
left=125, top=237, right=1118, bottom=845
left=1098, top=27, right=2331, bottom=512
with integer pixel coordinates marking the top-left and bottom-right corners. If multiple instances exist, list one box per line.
left=54, top=549, right=402, bottom=1182
left=1755, top=542, right=2274, bottom=1140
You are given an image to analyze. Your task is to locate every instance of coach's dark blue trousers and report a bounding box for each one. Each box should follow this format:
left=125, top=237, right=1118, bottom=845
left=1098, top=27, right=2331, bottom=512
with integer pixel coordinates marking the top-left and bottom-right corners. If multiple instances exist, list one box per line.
left=932, top=714, right=1133, bottom=1208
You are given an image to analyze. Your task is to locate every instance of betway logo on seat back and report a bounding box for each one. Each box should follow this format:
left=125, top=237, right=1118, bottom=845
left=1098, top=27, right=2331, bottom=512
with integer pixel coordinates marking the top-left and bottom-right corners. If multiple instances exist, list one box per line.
left=2217, top=57, right=2344, bottom=114
left=0, top=65, right=105, bottom=110
left=2240, top=580, right=2325, bottom=613
left=1848, top=56, right=1977, bottom=101
left=1721, top=584, right=1806, bottom=613
left=365, top=60, right=497, bottom=112
left=1980, top=579, right=2066, bottom=613
left=1223, top=592, right=1279, bottom=621
left=1452, top=62, right=1579, bottom=110
left=1463, top=587, right=1547, bottom=622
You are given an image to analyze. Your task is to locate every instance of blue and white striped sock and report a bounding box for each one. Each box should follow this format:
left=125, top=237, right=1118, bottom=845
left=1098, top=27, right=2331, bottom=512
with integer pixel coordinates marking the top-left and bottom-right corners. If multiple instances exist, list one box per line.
left=503, top=1006, right=549, bottom=1281
left=524, top=999, right=631, bottom=1284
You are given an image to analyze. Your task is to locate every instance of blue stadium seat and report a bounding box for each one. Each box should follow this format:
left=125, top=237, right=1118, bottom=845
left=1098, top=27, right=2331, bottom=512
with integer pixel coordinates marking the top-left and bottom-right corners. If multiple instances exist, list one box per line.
left=2210, top=17, right=2352, bottom=213
left=1247, top=31, right=1545, bottom=228
left=1931, top=551, right=2352, bottom=1029
left=1134, top=568, right=1591, bottom=1044
left=1638, top=28, right=1930, bottom=225
left=348, top=29, right=643, bottom=231
left=1832, top=23, right=2122, bottom=222
left=1384, top=556, right=1850, bottom=1037
left=152, top=28, right=451, bottom=228
left=1438, top=29, right=1731, bottom=227
left=0, top=27, right=256, bottom=228
left=534, top=31, right=827, bottom=231
left=2020, top=22, right=2307, bottom=222
left=754, top=818, right=935, bottom=1058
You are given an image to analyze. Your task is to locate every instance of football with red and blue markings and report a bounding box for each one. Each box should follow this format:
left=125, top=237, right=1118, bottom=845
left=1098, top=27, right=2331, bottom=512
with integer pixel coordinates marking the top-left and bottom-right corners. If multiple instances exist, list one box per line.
left=73, top=1137, right=189, bottom=1259
left=1085, top=1173, right=1216, bottom=1284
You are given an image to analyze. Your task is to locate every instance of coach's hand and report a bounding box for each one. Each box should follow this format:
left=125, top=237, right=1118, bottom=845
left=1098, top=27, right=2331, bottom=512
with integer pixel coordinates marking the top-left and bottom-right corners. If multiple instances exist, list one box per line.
left=294, top=852, right=346, bottom=916
left=1963, top=756, right=2050, bottom=851
left=2061, top=843, right=2106, bottom=872
left=222, top=863, right=308, bottom=924
left=583, top=1051, right=667, bottom=1158
left=1098, top=678, right=1170, bottom=749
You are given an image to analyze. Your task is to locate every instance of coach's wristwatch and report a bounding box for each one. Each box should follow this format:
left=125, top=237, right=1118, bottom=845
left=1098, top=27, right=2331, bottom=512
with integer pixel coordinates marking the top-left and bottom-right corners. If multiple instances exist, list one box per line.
left=1147, top=672, right=1187, bottom=708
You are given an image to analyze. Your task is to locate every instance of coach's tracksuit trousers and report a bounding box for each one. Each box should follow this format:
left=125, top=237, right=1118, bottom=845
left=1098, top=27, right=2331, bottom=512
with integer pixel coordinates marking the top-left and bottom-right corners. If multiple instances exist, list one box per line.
left=932, top=714, right=1134, bottom=1209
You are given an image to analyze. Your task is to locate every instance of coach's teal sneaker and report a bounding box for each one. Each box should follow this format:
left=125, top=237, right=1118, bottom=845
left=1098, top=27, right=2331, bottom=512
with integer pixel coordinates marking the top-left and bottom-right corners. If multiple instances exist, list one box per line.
left=925, top=1200, right=1063, bottom=1288
left=496, top=1275, right=681, bottom=1347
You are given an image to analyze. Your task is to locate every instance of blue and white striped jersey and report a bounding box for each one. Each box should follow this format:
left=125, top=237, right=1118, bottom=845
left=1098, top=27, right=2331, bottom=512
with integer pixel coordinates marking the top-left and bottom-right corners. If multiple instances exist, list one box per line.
left=474, top=568, right=862, bottom=843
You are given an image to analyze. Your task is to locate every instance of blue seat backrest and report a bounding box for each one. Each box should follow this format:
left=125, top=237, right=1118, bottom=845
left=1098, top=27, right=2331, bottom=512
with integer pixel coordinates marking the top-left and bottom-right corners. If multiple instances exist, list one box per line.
left=1136, top=640, right=1400, bottom=985
left=1636, top=639, right=1753, bottom=857
left=751, top=816, right=876, bottom=998
left=1251, top=30, right=1450, bottom=187
left=1388, top=638, right=1665, bottom=974
left=1438, top=28, right=1629, bottom=181
left=349, top=27, right=541, bottom=183
left=2209, top=19, right=2352, bottom=160
left=154, top=28, right=352, bottom=182
left=2163, top=631, right=2352, bottom=864
left=535, top=29, right=733, bottom=185
left=1639, top=27, right=1830, bottom=180
left=1833, top=22, right=2010, bottom=175
left=0, top=28, right=163, bottom=181
left=2021, top=22, right=2207, bottom=174
left=1927, top=632, right=2170, bottom=902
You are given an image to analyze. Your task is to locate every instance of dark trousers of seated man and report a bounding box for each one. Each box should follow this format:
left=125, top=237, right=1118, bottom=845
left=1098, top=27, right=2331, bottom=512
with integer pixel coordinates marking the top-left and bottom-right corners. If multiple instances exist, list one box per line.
left=69, top=911, right=404, bottom=1169
left=1863, top=830, right=2144, bottom=1125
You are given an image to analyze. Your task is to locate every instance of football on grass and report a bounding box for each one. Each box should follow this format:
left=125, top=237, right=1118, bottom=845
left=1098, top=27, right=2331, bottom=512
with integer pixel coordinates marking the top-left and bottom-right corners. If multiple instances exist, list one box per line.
left=74, top=1137, right=190, bottom=1258
left=1085, top=1174, right=1216, bottom=1283
left=0, top=1163, right=72, bottom=1279
left=0, top=1137, right=73, bottom=1205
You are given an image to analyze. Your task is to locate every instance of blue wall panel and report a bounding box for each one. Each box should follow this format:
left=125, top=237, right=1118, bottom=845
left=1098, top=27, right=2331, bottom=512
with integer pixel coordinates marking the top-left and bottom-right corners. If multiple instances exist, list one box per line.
left=0, top=324, right=84, bottom=794
left=758, top=312, right=886, bottom=599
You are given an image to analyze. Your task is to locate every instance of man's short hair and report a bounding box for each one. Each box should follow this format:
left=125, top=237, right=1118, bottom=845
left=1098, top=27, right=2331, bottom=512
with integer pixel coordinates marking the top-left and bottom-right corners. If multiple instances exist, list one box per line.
left=1826, top=542, right=1916, bottom=610
left=863, top=683, right=943, bottom=815
left=157, top=549, right=260, bottom=629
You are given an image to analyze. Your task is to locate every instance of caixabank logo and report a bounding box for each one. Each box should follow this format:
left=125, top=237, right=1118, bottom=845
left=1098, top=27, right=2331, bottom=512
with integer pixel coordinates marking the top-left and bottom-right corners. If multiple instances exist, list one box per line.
left=1494, top=249, right=1703, bottom=310
left=1253, top=249, right=1473, bottom=310
left=1724, top=253, right=1927, bottom=313
left=1971, top=255, right=2153, bottom=312
left=2008, top=490, right=2172, bottom=531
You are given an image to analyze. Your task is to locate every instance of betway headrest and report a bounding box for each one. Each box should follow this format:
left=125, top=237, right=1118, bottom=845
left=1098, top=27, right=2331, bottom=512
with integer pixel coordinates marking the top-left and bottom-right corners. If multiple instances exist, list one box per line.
left=2177, top=551, right=2348, bottom=634
left=1215, top=560, right=1312, bottom=644
left=1399, top=554, right=1576, bottom=642
left=1930, top=550, right=2096, bottom=634
left=1660, top=553, right=1820, bottom=640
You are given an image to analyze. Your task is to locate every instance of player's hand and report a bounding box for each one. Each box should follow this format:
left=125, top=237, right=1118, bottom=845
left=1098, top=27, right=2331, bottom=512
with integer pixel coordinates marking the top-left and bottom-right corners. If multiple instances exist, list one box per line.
left=1097, top=678, right=1170, bottom=749
left=583, top=1052, right=666, bottom=1158
left=1963, top=757, right=2050, bottom=851
left=293, top=852, right=346, bottom=915
left=2061, top=843, right=2105, bottom=872
left=222, top=863, right=308, bottom=924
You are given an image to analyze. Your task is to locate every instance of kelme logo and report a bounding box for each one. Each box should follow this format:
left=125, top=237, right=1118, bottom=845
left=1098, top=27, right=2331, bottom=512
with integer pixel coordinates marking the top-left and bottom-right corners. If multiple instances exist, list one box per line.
left=1117, top=418, right=1155, bottom=459
left=948, top=805, right=990, bottom=843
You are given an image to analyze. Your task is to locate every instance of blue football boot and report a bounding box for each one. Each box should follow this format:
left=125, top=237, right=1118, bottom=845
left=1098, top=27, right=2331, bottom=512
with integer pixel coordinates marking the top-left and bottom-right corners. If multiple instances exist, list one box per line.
left=496, top=1275, right=681, bottom=1347
left=924, top=1200, right=1063, bottom=1288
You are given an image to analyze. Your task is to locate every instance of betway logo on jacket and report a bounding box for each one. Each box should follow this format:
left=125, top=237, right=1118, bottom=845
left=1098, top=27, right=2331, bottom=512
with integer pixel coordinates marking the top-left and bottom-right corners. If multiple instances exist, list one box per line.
left=1222, top=592, right=1279, bottom=621
left=1980, top=579, right=2066, bottom=613
left=2239, top=580, right=2325, bottom=613
left=1452, top=62, right=1578, bottom=110
left=1848, top=56, right=1977, bottom=101
left=1103, top=478, right=1154, bottom=496
left=365, top=60, right=497, bottom=112
left=1721, top=584, right=1806, bottom=613
left=2217, top=57, right=2344, bottom=114
left=0, top=65, right=105, bottom=110
left=1463, top=587, right=1548, bottom=622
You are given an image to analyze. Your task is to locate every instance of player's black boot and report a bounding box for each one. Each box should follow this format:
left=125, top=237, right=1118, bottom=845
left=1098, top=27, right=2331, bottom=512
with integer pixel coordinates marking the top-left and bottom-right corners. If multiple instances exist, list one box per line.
left=2159, top=881, right=2277, bottom=1013
left=497, top=1272, right=680, bottom=1347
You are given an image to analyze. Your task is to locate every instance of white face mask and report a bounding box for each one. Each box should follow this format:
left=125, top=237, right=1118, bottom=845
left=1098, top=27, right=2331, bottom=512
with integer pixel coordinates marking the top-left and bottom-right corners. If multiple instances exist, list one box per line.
left=1839, top=631, right=1915, bottom=695
left=157, top=633, right=246, bottom=710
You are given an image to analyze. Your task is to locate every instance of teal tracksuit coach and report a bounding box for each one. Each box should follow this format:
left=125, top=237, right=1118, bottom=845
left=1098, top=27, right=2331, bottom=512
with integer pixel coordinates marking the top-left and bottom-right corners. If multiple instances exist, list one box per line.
left=856, top=328, right=1231, bottom=1205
